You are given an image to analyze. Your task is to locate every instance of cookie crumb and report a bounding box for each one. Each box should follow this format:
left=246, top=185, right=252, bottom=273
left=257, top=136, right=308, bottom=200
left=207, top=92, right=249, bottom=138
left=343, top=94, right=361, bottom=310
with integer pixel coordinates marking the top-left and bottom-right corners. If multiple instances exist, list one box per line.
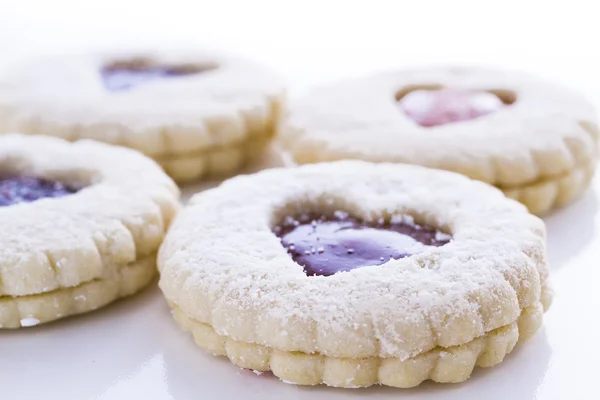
left=334, top=210, right=349, bottom=220
left=435, top=231, right=452, bottom=241
left=20, top=317, right=40, bottom=327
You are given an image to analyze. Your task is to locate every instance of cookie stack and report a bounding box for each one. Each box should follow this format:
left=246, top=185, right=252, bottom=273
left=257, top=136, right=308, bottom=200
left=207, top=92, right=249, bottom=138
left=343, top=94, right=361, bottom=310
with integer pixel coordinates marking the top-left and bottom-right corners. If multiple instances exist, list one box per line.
left=0, top=52, right=597, bottom=389
left=0, top=51, right=284, bottom=182
left=0, top=134, right=179, bottom=328
left=280, top=67, right=599, bottom=215
left=0, top=50, right=284, bottom=327
left=159, top=161, right=551, bottom=387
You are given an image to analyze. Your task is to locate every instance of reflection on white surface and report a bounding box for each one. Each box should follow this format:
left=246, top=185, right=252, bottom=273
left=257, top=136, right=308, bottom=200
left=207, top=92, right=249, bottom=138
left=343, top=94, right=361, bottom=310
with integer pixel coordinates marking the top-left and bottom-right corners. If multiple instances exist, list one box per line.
left=95, top=354, right=172, bottom=400
left=536, top=180, right=600, bottom=400
left=545, top=190, right=598, bottom=270
left=0, top=284, right=168, bottom=400
left=160, top=328, right=552, bottom=400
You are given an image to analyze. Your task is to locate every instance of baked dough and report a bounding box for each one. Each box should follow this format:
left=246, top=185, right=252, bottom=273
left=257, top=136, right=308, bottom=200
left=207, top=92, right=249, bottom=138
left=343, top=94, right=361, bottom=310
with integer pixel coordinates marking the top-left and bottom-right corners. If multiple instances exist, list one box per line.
left=0, top=51, right=285, bottom=182
left=0, top=134, right=180, bottom=328
left=281, top=67, right=599, bottom=214
left=158, top=161, right=551, bottom=387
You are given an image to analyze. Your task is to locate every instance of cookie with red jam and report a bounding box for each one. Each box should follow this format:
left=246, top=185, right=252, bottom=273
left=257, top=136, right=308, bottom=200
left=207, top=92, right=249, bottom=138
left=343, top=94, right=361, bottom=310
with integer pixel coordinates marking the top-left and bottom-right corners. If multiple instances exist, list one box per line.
left=281, top=67, right=599, bottom=215
left=158, top=161, right=551, bottom=388
left=0, top=50, right=284, bottom=182
left=0, top=134, right=180, bottom=328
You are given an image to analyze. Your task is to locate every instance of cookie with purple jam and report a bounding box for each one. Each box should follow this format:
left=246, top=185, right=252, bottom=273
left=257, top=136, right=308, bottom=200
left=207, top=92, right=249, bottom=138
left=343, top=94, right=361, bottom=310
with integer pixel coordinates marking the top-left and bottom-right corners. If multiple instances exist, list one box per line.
left=0, top=50, right=284, bottom=182
left=0, top=134, right=180, bottom=328
left=158, top=161, right=551, bottom=388
left=281, top=66, right=599, bottom=215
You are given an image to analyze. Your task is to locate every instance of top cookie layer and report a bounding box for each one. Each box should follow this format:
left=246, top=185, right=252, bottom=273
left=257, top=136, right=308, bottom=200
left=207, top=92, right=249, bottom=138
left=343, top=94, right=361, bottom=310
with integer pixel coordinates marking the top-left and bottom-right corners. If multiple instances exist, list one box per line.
left=282, top=67, right=599, bottom=187
left=0, top=51, right=284, bottom=156
left=0, top=134, right=180, bottom=297
left=158, top=161, right=548, bottom=360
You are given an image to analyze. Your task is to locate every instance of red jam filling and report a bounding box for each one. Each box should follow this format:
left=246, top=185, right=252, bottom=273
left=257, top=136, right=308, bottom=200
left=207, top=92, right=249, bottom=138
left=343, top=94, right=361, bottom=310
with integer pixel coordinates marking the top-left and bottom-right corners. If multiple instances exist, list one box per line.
left=101, top=63, right=202, bottom=91
left=399, top=89, right=505, bottom=127
left=274, top=212, right=450, bottom=276
left=0, top=177, right=77, bottom=206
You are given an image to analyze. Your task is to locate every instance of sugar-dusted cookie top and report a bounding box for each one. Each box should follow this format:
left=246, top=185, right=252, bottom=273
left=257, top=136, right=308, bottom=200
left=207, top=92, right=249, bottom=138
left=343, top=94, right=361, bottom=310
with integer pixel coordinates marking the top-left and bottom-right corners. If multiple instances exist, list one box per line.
left=282, top=66, right=598, bottom=187
left=159, top=161, right=549, bottom=361
left=0, top=133, right=179, bottom=298
left=0, top=51, right=284, bottom=158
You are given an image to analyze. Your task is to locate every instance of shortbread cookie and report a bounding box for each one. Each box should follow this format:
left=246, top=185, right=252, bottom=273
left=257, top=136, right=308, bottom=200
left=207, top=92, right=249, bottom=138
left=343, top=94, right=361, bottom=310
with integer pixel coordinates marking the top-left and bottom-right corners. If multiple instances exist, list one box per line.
left=281, top=67, right=599, bottom=215
left=158, top=161, right=551, bottom=388
left=0, top=134, right=180, bottom=328
left=0, top=51, right=284, bottom=182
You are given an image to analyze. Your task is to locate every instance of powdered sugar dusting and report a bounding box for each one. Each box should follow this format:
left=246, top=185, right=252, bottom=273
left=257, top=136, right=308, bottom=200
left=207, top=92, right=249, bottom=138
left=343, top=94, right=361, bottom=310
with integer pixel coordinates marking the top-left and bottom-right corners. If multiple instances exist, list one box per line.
left=0, top=133, right=179, bottom=327
left=160, top=160, right=548, bottom=361
left=20, top=317, right=40, bottom=327
left=282, top=66, right=597, bottom=189
left=435, top=231, right=452, bottom=242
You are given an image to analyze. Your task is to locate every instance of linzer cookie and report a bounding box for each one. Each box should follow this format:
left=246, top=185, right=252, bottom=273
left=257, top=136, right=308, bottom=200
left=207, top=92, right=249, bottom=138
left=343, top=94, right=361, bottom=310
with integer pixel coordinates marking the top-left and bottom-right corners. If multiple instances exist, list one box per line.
left=281, top=67, right=599, bottom=214
left=0, top=50, right=284, bottom=182
left=158, top=161, right=551, bottom=388
left=0, top=134, right=180, bottom=328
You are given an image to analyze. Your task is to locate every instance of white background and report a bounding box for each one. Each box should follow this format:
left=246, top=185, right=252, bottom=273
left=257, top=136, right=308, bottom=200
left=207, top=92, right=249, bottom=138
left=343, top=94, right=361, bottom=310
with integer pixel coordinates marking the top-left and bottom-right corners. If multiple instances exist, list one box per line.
left=0, top=1, right=599, bottom=399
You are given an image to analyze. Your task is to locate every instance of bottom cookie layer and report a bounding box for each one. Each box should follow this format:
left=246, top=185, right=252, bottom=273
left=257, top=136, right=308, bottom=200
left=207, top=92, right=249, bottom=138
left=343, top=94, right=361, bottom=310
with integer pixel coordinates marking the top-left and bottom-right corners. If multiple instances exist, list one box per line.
left=285, top=154, right=596, bottom=216
left=503, top=159, right=596, bottom=215
left=167, top=301, right=545, bottom=388
left=155, top=138, right=271, bottom=183
left=0, top=256, right=156, bottom=328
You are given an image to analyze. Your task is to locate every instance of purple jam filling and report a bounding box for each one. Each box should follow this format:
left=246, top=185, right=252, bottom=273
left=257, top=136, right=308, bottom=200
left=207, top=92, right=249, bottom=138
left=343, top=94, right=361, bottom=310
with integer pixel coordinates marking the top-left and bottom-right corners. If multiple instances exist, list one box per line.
left=0, top=177, right=77, bottom=207
left=399, top=89, right=505, bottom=127
left=101, top=65, right=200, bottom=92
left=274, top=212, right=450, bottom=277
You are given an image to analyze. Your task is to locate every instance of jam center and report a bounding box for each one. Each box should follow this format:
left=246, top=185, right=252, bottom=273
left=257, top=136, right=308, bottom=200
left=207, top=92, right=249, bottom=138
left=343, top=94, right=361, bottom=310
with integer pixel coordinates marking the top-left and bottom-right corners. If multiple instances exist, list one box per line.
left=101, top=60, right=214, bottom=91
left=398, top=89, right=505, bottom=127
left=274, top=212, right=450, bottom=277
left=0, top=177, right=77, bottom=207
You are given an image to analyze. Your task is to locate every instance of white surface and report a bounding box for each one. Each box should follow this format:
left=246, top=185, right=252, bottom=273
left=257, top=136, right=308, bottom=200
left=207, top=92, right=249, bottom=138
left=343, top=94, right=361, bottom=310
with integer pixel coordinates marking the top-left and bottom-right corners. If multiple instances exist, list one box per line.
left=3, top=181, right=599, bottom=400
left=1, top=1, right=600, bottom=399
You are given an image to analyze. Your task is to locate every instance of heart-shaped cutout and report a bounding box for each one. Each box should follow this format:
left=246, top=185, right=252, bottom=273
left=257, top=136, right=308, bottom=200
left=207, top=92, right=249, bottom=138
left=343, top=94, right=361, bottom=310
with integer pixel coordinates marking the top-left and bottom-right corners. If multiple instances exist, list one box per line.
left=397, top=87, right=514, bottom=127
left=274, top=212, right=450, bottom=276
left=101, top=58, right=216, bottom=91
left=0, top=177, right=77, bottom=206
